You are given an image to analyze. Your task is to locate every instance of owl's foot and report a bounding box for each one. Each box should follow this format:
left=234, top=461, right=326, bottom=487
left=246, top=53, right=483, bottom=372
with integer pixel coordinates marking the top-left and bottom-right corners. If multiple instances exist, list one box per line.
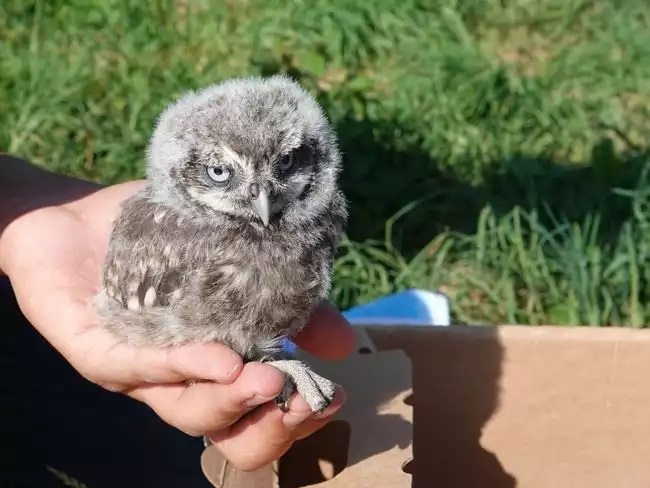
left=266, top=359, right=337, bottom=413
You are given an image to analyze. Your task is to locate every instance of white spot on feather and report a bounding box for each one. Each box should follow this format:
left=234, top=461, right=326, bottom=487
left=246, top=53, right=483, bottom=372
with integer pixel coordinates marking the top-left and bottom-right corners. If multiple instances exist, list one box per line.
left=143, top=287, right=156, bottom=307
left=127, top=296, right=141, bottom=311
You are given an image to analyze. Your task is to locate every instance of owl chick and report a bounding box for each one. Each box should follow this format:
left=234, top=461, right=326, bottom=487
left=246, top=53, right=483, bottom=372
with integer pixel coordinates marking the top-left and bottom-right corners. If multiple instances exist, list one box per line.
left=94, top=75, right=348, bottom=419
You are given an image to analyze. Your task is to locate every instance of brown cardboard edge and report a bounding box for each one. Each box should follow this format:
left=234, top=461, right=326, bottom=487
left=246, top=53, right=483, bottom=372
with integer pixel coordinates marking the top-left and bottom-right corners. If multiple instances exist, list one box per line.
left=364, top=324, right=650, bottom=343
left=280, top=347, right=413, bottom=487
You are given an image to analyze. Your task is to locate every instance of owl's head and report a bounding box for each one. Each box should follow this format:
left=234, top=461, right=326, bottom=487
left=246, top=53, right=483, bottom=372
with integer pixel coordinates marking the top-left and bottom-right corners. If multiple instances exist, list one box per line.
left=146, top=75, right=342, bottom=228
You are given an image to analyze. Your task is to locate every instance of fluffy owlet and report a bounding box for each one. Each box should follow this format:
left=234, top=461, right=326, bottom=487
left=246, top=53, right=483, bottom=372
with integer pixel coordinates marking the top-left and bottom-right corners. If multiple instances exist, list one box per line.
left=93, top=75, right=348, bottom=425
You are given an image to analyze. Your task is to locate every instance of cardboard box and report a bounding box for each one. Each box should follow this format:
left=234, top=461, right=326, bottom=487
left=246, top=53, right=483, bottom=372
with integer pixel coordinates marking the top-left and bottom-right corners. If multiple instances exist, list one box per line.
left=201, top=325, right=650, bottom=488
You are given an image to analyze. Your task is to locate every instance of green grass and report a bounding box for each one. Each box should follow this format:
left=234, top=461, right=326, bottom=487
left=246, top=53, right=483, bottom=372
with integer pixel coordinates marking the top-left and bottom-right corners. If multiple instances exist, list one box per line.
left=47, top=466, right=89, bottom=488
left=2, top=0, right=650, bottom=326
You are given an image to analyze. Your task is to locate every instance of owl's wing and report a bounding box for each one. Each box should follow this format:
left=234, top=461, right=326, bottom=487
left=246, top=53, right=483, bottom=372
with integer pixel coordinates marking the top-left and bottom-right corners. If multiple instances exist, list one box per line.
left=96, top=193, right=211, bottom=345
left=102, top=195, right=196, bottom=311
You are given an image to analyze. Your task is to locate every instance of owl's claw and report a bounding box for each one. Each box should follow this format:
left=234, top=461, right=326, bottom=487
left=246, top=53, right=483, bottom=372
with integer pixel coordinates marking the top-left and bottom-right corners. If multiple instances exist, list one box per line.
left=266, top=359, right=336, bottom=413
left=275, top=396, right=290, bottom=413
left=275, top=377, right=295, bottom=412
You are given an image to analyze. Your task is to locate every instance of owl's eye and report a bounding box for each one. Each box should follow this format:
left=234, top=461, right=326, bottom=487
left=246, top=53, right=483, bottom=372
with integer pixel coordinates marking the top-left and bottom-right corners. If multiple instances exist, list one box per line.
left=278, top=153, right=295, bottom=172
left=206, top=165, right=231, bottom=183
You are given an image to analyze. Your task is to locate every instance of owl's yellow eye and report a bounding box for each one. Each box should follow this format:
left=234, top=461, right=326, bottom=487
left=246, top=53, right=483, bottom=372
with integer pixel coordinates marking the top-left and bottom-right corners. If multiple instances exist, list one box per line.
left=278, top=153, right=295, bottom=172
left=206, top=165, right=231, bottom=183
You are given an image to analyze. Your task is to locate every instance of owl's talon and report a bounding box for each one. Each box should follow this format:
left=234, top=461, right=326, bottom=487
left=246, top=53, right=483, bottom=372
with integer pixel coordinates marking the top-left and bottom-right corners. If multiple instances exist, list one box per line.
left=276, top=397, right=290, bottom=412
left=267, top=359, right=336, bottom=414
left=316, top=397, right=332, bottom=414
left=275, top=375, right=295, bottom=412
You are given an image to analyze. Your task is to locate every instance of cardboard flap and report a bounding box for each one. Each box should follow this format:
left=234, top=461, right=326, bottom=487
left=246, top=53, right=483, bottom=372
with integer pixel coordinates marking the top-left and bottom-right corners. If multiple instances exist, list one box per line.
left=365, top=325, right=650, bottom=488
left=202, top=323, right=650, bottom=487
left=279, top=349, right=412, bottom=487
left=201, top=446, right=277, bottom=488
left=201, top=326, right=413, bottom=487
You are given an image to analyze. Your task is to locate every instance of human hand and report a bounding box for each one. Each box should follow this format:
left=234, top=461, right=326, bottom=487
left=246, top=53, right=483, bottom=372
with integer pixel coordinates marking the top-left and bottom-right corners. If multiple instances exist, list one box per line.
left=1, top=178, right=355, bottom=470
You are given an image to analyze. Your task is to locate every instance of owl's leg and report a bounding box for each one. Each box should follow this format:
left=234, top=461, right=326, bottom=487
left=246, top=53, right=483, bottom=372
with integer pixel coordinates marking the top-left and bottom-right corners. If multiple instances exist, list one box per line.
left=264, top=359, right=337, bottom=414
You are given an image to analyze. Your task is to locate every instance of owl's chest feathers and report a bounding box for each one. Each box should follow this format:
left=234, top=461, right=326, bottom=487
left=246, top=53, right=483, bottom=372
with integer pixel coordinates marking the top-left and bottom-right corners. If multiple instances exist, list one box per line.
left=173, top=216, right=333, bottom=339
left=119, top=195, right=336, bottom=349
left=203, top=227, right=328, bottom=312
left=218, top=247, right=315, bottom=295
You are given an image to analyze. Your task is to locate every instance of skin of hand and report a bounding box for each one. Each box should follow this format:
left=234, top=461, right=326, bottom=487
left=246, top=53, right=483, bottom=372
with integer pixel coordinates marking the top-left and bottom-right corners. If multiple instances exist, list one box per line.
left=0, top=155, right=355, bottom=471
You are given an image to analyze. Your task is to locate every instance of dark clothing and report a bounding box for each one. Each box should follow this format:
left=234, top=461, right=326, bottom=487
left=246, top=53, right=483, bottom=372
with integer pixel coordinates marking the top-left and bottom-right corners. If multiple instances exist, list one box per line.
left=1, top=278, right=210, bottom=487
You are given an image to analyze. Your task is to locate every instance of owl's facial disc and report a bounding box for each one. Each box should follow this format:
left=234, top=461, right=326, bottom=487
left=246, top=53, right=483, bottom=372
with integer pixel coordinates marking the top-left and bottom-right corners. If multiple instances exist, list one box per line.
left=147, top=75, right=342, bottom=227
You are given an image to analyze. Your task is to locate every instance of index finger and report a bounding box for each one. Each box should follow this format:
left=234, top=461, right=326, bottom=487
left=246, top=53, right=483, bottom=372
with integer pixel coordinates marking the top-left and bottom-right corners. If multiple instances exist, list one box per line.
left=291, top=302, right=355, bottom=360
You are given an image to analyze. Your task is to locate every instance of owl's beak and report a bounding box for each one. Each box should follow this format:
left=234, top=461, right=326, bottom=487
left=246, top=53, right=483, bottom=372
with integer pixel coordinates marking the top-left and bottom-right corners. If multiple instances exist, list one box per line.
left=251, top=189, right=271, bottom=226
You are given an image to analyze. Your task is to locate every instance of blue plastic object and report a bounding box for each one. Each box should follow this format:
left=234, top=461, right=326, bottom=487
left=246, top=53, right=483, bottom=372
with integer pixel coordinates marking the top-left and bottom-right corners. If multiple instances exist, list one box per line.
left=342, top=289, right=450, bottom=327
left=284, top=289, right=450, bottom=353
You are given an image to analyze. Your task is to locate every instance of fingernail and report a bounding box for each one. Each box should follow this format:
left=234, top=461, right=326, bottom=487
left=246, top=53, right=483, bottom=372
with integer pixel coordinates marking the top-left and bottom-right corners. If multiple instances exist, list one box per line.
left=283, top=410, right=313, bottom=428
left=314, top=403, right=341, bottom=419
left=243, top=394, right=277, bottom=408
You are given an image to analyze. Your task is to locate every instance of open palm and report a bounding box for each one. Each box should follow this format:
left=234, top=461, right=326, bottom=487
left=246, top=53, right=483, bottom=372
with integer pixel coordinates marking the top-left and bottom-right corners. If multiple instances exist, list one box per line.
left=3, top=177, right=353, bottom=470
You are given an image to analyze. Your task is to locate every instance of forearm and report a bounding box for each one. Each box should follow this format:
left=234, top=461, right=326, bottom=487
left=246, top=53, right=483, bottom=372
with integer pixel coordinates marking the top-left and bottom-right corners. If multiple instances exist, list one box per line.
left=0, top=154, right=99, bottom=276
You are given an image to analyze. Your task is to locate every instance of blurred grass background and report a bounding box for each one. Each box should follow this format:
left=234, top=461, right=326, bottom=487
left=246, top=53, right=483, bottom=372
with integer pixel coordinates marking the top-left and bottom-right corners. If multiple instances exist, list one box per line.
left=2, top=0, right=650, bottom=326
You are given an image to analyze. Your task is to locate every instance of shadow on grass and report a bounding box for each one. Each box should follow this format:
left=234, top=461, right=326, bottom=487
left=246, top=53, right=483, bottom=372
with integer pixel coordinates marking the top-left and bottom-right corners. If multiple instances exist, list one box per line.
left=333, top=114, right=649, bottom=256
